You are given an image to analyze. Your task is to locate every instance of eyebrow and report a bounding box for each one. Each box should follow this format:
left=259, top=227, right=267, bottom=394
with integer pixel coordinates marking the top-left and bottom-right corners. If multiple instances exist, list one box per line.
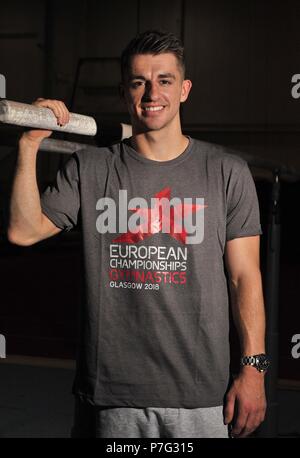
left=129, top=73, right=176, bottom=81
left=159, top=73, right=176, bottom=79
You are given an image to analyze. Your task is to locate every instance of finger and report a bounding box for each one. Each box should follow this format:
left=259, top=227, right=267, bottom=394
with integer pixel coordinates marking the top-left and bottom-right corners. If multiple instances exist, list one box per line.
left=51, top=100, right=66, bottom=125
left=238, top=413, right=261, bottom=438
left=237, top=400, right=267, bottom=438
left=32, top=98, right=45, bottom=106
left=32, top=97, right=45, bottom=105
left=231, top=410, right=248, bottom=437
left=48, top=100, right=66, bottom=126
left=32, top=99, right=61, bottom=123
left=223, top=394, right=235, bottom=425
left=53, top=101, right=70, bottom=125
left=32, top=99, right=68, bottom=126
left=59, top=101, right=70, bottom=124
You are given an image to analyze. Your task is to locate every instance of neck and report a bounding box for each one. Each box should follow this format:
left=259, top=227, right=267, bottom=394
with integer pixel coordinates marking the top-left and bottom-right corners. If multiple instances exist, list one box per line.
left=131, top=119, right=189, bottom=162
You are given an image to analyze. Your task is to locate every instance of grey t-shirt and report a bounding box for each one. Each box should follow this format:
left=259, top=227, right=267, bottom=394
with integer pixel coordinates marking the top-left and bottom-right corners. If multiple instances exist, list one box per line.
left=41, top=137, right=262, bottom=408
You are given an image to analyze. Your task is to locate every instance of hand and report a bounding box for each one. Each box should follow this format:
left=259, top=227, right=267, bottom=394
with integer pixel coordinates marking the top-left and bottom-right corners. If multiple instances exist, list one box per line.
left=21, top=98, right=70, bottom=145
left=223, top=366, right=267, bottom=438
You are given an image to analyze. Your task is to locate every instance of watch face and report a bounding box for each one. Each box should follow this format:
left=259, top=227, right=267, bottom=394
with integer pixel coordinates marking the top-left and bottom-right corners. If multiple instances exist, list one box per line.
left=256, top=354, right=270, bottom=372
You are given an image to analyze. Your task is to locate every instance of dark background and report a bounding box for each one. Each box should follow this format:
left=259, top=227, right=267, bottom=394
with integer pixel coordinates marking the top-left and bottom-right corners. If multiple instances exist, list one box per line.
left=0, top=0, right=299, bottom=435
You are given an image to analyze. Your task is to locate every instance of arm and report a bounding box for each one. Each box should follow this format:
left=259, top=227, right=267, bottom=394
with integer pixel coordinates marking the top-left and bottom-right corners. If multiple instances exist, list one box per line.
left=7, top=99, right=70, bottom=246
left=223, top=235, right=267, bottom=437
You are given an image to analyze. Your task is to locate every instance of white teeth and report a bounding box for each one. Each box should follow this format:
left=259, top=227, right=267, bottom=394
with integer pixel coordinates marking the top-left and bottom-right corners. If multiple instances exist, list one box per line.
left=144, top=106, right=164, bottom=111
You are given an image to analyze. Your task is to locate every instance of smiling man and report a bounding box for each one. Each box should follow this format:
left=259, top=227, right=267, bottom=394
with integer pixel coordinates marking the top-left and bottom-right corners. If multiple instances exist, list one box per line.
left=8, top=30, right=268, bottom=438
left=121, top=51, right=191, bottom=156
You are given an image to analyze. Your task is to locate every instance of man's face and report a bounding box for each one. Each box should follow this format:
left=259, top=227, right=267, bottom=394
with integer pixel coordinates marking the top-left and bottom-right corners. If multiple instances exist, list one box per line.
left=121, top=53, right=192, bottom=134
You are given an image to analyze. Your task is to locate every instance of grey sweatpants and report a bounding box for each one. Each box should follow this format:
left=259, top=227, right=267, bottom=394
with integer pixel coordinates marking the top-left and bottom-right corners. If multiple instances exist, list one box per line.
left=71, top=397, right=229, bottom=438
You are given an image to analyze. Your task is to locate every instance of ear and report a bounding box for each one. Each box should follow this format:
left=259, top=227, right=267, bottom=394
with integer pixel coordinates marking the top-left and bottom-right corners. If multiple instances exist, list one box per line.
left=180, top=79, right=192, bottom=103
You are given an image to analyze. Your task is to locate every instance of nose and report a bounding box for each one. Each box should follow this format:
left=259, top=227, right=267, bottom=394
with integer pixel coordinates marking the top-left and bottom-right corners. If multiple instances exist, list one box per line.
left=143, top=81, right=160, bottom=101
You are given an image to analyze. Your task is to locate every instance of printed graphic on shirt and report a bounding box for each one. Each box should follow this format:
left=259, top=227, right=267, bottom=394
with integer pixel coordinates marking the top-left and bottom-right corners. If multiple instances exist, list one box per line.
left=96, top=187, right=207, bottom=291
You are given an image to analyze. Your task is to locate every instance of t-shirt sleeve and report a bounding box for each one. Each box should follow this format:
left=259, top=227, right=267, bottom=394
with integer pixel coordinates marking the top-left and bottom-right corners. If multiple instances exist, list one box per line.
left=226, top=161, right=262, bottom=241
left=40, top=153, right=80, bottom=232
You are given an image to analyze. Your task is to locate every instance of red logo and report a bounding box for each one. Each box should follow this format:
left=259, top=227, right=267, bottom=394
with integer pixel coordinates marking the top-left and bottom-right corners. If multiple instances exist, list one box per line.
left=113, top=187, right=206, bottom=244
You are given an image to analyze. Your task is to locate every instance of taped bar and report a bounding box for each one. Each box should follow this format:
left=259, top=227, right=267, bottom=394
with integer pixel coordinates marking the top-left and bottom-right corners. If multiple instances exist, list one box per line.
left=0, top=99, right=97, bottom=136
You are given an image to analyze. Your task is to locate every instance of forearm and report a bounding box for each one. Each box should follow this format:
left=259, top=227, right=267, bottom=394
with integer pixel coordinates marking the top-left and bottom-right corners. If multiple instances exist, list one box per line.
left=224, top=238, right=267, bottom=435
left=8, top=137, right=43, bottom=244
left=229, top=270, right=266, bottom=356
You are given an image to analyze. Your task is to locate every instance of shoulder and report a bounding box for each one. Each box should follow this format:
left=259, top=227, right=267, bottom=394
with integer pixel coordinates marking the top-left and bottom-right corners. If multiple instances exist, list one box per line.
left=74, top=143, right=119, bottom=163
left=70, top=142, right=122, bottom=174
left=191, top=138, right=248, bottom=172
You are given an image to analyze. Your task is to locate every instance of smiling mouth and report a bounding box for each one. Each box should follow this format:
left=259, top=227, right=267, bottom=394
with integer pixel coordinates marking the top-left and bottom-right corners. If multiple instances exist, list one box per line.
left=142, top=105, right=165, bottom=113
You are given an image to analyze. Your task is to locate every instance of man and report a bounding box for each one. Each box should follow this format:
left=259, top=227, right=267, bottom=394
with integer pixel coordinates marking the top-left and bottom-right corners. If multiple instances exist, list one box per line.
left=8, top=30, right=268, bottom=438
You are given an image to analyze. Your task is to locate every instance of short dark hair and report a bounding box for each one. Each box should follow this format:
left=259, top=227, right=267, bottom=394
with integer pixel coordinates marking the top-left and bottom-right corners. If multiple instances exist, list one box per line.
left=120, top=30, right=185, bottom=82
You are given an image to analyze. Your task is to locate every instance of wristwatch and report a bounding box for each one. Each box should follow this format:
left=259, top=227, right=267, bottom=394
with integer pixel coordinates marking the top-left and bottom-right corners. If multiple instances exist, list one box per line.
left=240, top=353, right=270, bottom=373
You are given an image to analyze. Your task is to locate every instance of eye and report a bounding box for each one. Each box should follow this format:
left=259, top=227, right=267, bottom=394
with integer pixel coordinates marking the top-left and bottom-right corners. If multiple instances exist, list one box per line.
left=160, top=80, right=171, bottom=85
left=130, top=81, right=145, bottom=89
